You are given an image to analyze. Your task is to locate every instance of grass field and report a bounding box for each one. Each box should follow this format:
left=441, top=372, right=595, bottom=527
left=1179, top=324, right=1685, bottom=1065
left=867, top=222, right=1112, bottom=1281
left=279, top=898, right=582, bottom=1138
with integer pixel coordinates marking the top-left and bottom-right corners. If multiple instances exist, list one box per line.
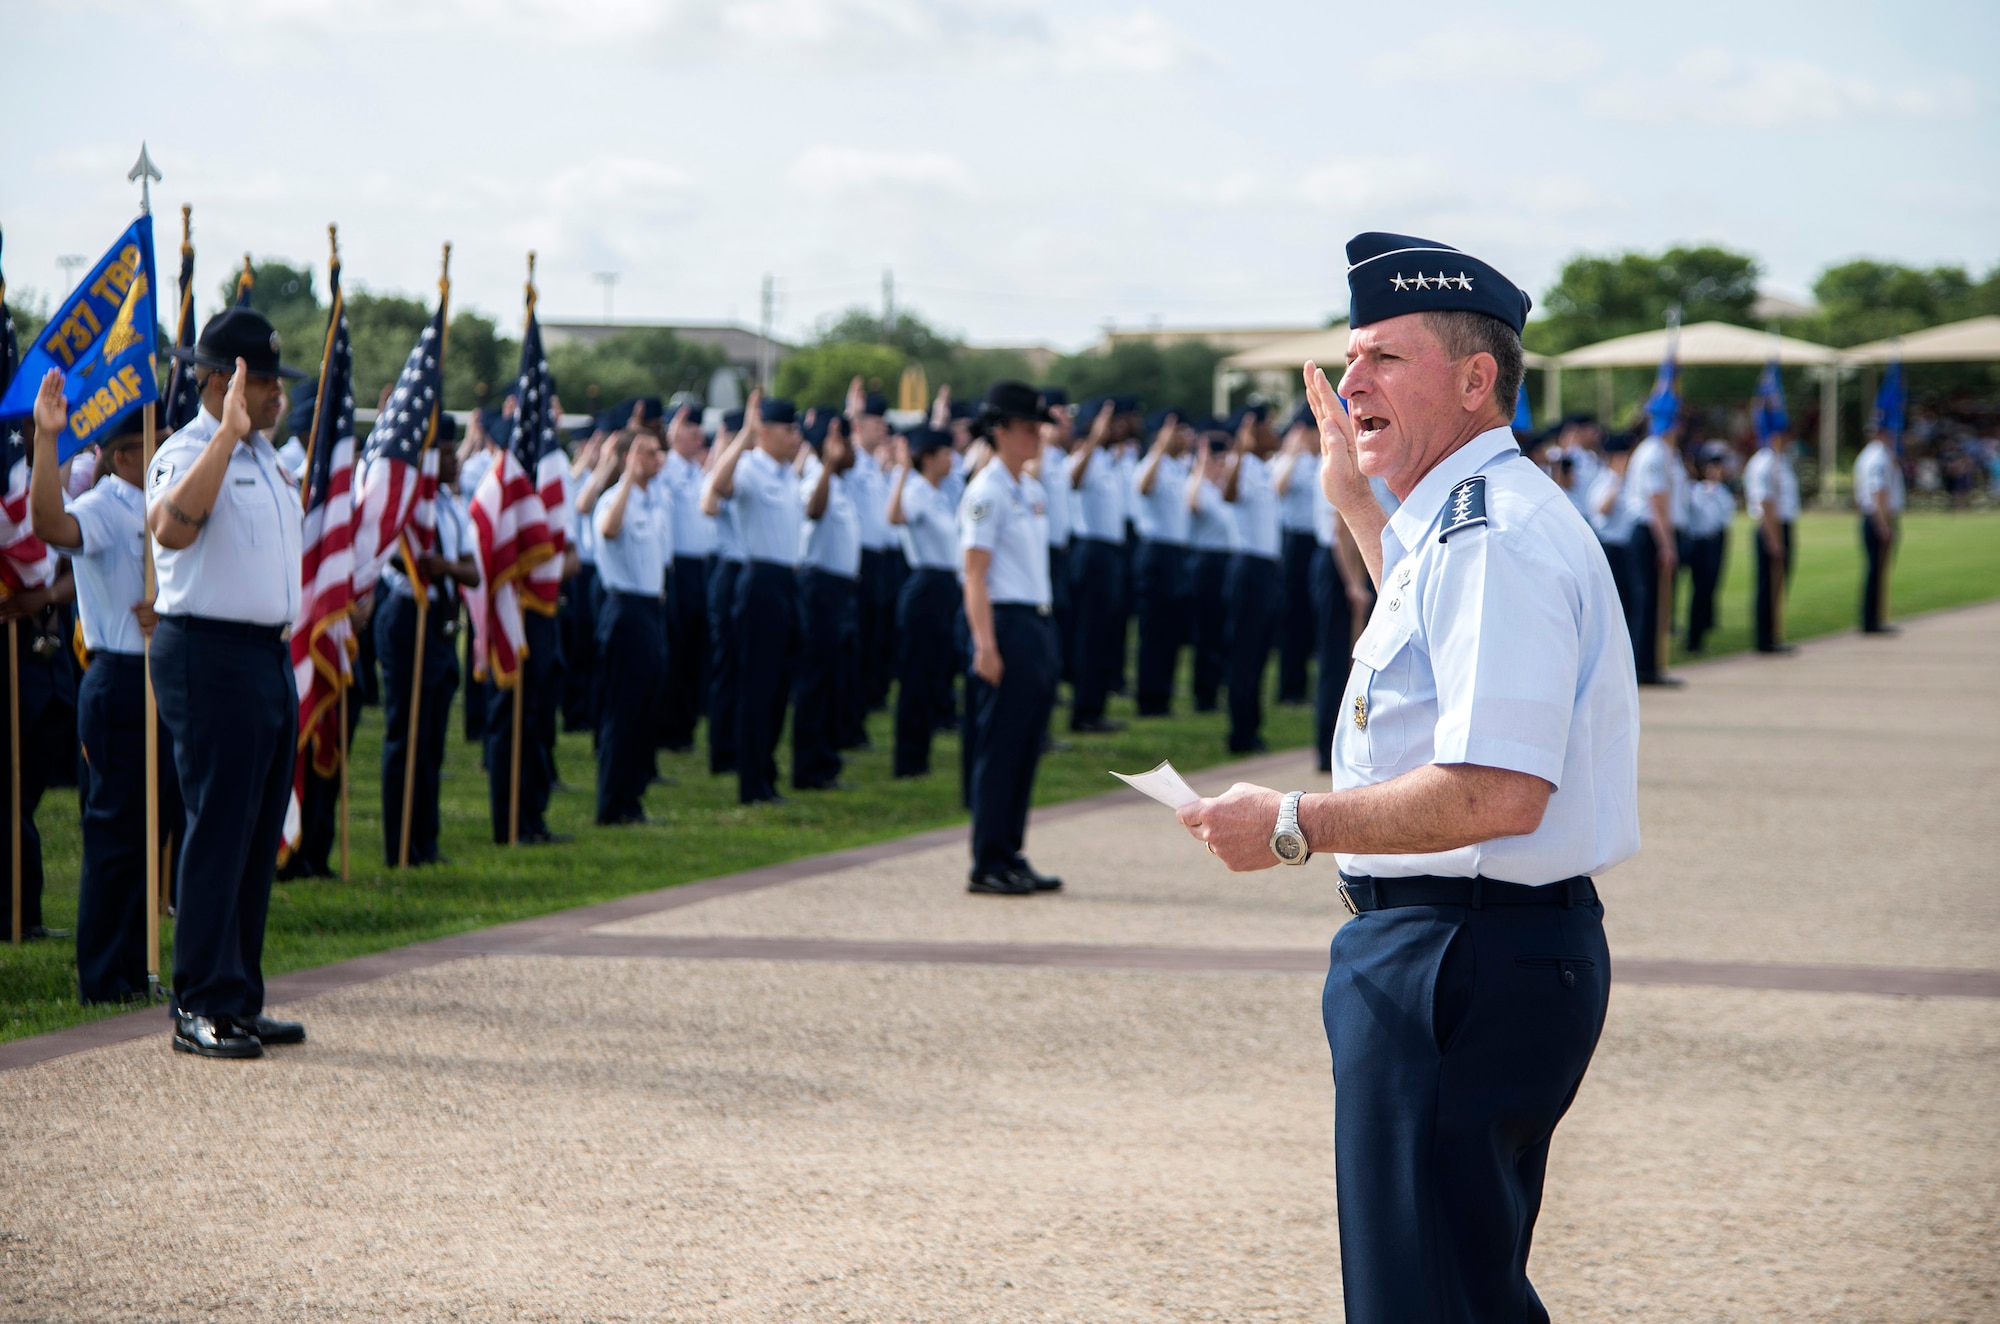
left=4, top=509, right=1996, bottom=1044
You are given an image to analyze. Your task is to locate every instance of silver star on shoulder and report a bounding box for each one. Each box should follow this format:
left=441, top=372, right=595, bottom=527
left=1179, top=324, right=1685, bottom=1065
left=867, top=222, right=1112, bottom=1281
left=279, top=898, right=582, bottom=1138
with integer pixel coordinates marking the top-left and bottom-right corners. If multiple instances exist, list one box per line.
left=1414, top=273, right=1431, bottom=290
left=1391, top=273, right=1410, bottom=291
left=1458, top=272, right=1474, bottom=290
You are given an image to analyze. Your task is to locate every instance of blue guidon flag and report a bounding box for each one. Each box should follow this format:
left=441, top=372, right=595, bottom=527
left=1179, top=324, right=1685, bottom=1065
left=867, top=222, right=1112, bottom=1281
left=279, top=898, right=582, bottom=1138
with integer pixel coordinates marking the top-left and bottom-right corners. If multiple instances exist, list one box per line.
left=1873, top=359, right=1906, bottom=454
left=0, top=215, right=160, bottom=464
left=1645, top=314, right=1681, bottom=439
left=1753, top=357, right=1788, bottom=448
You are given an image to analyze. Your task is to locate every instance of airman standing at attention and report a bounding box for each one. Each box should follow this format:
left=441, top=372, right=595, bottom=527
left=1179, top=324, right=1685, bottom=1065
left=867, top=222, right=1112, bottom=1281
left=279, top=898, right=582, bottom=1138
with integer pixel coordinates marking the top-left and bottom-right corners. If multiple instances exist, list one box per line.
left=1853, top=424, right=1904, bottom=634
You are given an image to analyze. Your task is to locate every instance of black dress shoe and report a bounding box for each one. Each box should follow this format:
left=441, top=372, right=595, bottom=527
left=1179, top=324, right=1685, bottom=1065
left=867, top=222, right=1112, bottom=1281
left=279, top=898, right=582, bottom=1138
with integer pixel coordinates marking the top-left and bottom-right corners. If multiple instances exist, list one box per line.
left=173, top=1012, right=263, bottom=1059
left=1070, top=718, right=1126, bottom=734
left=967, top=869, right=1034, bottom=896
left=245, top=1012, right=306, bottom=1045
left=1863, top=624, right=1900, bottom=635
left=518, top=829, right=575, bottom=845
left=1637, top=674, right=1686, bottom=688
left=15, top=924, right=70, bottom=941
left=1012, top=859, right=1063, bottom=892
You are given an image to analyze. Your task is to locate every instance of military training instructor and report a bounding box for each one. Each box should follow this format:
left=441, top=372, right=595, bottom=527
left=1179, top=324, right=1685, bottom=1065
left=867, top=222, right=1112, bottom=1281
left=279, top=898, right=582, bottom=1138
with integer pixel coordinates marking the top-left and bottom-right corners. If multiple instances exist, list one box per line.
left=1176, top=232, right=1640, bottom=1324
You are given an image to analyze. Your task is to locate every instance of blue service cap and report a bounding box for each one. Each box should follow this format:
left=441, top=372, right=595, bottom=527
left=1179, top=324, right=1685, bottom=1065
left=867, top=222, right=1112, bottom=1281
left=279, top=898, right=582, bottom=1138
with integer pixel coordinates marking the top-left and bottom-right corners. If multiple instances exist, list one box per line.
left=1229, top=403, right=1270, bottom=431
left=1345, top=231, right=1532, bottom=334
left=909, top=426, right=953, bottom=456
left=1285, top=402, right=1316, bottom=433
left=861, top=391, right=888, bottom=417
left=760, top=397, right=798, bottom=425
left=1602, top=431, right=1635, bottom=454
left=1037, top=386, right=1068, bottom=409
left=1111, top=393, right=1143, bottom=416
left=721, top=408, right=746, bottom=432
left=1143, top=406, right=1184, bottom=433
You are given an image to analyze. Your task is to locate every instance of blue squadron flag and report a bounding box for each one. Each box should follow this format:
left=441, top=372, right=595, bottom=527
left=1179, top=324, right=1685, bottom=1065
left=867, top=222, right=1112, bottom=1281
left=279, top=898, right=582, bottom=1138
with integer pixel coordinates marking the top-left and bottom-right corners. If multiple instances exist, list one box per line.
left=163, top=206, right=202, bottom=432
left=1873, top=359, right=1906, bottom=454
left=0, top=215, right=160, bottom=464
left=1645, top=313, right=1680, bottom=439
left=1753, top=357, right=1788, bottom=448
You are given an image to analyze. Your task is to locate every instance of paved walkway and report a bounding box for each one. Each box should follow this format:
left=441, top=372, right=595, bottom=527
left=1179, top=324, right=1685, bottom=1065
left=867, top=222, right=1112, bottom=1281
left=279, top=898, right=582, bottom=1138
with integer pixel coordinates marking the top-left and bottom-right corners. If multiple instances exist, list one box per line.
left=3, top=608, right=1996, bottom=1322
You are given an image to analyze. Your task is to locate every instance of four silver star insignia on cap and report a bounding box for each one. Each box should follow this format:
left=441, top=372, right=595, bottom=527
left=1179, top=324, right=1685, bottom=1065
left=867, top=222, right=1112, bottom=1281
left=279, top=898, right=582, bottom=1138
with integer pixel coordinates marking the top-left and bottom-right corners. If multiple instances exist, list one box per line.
left=1391, top=272, right=1476, bottom=292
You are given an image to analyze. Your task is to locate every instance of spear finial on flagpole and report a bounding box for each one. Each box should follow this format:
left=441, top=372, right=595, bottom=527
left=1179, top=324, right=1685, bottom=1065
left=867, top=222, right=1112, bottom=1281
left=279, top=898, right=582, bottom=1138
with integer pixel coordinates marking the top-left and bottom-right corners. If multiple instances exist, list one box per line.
left=127, top=143, right=161, bottom=216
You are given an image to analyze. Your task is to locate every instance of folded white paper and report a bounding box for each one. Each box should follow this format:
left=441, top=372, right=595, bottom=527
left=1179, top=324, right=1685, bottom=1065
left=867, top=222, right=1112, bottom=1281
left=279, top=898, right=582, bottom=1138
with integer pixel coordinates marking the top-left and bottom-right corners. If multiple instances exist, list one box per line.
left=1111, top=760, right=1200, bottom=810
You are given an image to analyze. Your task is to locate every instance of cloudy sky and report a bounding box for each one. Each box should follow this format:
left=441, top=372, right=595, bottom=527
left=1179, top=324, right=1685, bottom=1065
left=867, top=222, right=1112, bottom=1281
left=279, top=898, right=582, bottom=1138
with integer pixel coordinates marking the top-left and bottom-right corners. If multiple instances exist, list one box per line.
left=5, top=0, right=1995, bottom=349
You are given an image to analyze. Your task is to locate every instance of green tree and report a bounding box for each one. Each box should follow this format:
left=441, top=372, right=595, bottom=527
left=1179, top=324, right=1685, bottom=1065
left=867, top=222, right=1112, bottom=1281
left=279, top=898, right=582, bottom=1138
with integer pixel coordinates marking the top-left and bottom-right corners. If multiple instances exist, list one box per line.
left=545, top=327, right=726, bottom=416
left=775, top=342, right=905, bottom=408
left=343, top=290, right=433, bottom=411
left=1526, top=245, right=1762, bottom=356
left=441, top=312, right=514, bottom=411
left=223, top=257, right=326, bottom=374
left=1048, top=340, right=1226, bottom=418
left=932, top=346, right=1039, bottom=397
left=1796, top=259, right=1990, bottom=347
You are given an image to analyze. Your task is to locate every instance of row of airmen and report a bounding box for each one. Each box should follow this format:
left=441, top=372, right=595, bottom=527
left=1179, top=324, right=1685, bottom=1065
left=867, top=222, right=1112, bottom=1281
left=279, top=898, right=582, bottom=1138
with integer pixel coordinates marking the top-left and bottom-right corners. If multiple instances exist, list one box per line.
left=474, top=383, right=1383, bottom=826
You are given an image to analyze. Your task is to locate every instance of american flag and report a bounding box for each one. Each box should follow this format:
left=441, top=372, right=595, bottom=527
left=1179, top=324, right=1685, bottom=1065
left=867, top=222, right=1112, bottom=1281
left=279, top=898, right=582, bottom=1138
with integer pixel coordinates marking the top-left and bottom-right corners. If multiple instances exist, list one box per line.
left=288, top=245, right=357, bottom=826
left=0, top=234, right=55, bottom=596
left=162, top=207, right=201, bottom=433
left=466, top=273, right=560, bottom=686
left=352, top=301, right=446, bottom=596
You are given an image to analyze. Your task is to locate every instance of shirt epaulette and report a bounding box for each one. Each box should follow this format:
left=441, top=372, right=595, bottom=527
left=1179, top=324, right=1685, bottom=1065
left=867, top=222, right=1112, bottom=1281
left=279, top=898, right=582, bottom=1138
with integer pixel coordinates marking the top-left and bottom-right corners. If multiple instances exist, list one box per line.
left=1439, top=475, right=1488, bottom=543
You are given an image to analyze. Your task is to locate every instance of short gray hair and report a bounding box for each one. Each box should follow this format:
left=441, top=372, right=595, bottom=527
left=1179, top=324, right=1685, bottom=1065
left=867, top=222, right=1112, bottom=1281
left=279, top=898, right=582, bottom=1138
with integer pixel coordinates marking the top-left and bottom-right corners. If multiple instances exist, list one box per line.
left=1421, top=310, right=1524, bottom=422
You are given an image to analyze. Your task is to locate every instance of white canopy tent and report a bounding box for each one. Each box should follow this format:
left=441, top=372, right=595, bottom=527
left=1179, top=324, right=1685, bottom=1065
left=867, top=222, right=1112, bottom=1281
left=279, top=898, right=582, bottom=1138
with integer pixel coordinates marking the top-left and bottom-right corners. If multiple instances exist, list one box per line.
left=1213, top=325, right=1551, bottom=416
left=1843, top=315, right=2000, bottom=364
left=1551, top=321, right=1846, bottom=505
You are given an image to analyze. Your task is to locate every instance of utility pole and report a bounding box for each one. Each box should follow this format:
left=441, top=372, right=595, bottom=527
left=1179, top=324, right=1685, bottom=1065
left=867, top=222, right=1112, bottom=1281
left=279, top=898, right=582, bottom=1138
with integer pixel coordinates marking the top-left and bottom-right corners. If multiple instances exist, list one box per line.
left=759, top=274, right=775, bottom=390
left=592, top=271, right=618, bottom=322
left=883, top=268, right=896, bottom=336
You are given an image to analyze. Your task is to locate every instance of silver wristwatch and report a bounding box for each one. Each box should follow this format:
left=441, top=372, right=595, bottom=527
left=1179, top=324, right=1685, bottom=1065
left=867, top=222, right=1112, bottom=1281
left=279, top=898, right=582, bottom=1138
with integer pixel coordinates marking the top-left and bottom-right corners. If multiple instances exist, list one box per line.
left=1270, top=791, right=1311, bottom=866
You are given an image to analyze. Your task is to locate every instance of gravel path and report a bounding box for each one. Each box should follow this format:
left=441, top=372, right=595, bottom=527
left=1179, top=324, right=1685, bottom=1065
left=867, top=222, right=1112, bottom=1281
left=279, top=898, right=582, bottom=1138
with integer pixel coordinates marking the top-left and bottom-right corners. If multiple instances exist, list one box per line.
left=2, top=607, right=1995, bottom=1322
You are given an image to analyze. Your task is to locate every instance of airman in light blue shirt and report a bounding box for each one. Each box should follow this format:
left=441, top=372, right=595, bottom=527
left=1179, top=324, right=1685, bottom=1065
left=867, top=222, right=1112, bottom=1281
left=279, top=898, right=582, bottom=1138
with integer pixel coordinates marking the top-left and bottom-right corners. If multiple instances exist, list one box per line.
left=147, top=408, right=302, bottom=626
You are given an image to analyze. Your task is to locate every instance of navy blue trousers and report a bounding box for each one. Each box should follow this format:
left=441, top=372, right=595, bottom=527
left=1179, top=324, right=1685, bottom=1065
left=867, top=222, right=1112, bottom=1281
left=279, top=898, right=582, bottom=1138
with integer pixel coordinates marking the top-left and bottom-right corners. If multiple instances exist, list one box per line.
left=0, top=627, right=65, bottom=940
left=1684, top=530, right=1725, bottom=651
left=660, top=556, right=708, bottom=751
left=733, top=562, right=799, bottom=804
left=794, top=569, right=854, bottom=789
left=74, top=654, right=183, bottom=1000
left=1134, top=540, right=1189, bottom=716
left=151, top=618, right=293, bottom=1020
left=1310, top=547, right=1356, bottom=774
left=1629, top=525, right=1671, bottom=681
left=1324, top=894, right=1610, bottom=1324
left=1277, top=528, right=1319, bottom=703
left=1224, top=552, right=1281, bottom=752
left=706, top=558, right=741, bottom=774
left=1754, top=522, right=1794, bottom=652
left=596, top=590, right=667, bottom=824
left=485, top=608, right=560, bottom=841
left=1067, top=536, right=1122, bottom=728
left=1861, top=515, right=1894, bottom=631
left=1049, top=544, right=1074, bottom=685
left=858, top=546, right=894, bottom=712
left=560, top=562, right=599, bottom=732
left=966, top=606, right=1058, bottom=876
left=1188, top=548, right=1230, bottom=711
left=893, top=567, right=959, bottom=777
left=376, top=592, right=458, bottom=867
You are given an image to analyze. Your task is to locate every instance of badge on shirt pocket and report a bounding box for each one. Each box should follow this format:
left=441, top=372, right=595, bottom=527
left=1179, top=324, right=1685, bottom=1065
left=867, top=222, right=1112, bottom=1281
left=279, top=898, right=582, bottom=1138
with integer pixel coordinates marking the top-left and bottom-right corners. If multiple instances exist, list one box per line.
left=1344, top=615, right=1415, bottom=770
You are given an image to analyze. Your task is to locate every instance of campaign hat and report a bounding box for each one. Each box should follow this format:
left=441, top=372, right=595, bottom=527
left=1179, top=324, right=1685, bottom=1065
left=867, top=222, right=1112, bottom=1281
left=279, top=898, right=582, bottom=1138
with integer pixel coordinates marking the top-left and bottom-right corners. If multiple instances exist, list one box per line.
left=1345, top=231, right=1532, bottom=334
left=166, top=306, right=307, bottom=379
left=977, top=380, right=1055, bottom=428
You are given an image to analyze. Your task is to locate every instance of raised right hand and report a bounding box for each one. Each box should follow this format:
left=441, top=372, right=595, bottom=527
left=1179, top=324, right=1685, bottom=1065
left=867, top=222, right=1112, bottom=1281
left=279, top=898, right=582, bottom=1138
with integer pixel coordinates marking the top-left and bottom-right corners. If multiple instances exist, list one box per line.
left=32, top=369, right=68, bottom=441
left=222, top=358, right=252, bottom=437
left=1304, top=361, right=1367, bottom=507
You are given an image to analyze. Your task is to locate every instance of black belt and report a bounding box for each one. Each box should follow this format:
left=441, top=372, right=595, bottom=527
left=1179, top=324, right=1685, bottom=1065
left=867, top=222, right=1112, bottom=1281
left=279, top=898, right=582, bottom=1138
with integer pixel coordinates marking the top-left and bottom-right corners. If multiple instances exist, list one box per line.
left=607, top=589, right=664, bottom=604
left=994, top=602, right=1053, bottom=617
left=162, top=615, right=288, bottom=643
left=1336, top=872, right=1597, bottom=915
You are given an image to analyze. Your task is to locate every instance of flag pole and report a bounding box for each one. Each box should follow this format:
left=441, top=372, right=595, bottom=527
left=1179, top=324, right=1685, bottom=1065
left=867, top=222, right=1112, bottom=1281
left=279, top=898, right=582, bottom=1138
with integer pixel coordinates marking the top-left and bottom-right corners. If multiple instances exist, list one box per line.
left=143, top=358, right=162, bottom=992
left=507, top=250, right=535, bottom=848
left=398, top=244, right=451, bottom=868
left=8, top=618, right=17, bottom=946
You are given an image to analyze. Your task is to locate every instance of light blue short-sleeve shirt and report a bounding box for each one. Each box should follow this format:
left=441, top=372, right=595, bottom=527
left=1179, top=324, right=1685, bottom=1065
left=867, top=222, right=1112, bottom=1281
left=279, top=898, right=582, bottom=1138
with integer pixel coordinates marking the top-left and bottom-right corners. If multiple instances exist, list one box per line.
left=1190, top=477, right=1238, bottom=553
left=663, top=450, right=716, bottom=559
left=58, top=475, right=148, bottom=656
left=145, top=409, right=303, bottom=627
left=732, top=446, right=804, bottom=568
left=1230, top=453, right=1281, bottom=560
left=1131, top=453, right=1192, bottom=545
left=593, top=477, right=672, bottom=595
left=1067, top=446, right=1125, bottom=542
left=900, top=472, right=960, bottom=571
left=801, top=457, right=862, bottom=579
left=960, top=461, right=1050, bottom=607
left=1334, top=427, right=1640, bottom=885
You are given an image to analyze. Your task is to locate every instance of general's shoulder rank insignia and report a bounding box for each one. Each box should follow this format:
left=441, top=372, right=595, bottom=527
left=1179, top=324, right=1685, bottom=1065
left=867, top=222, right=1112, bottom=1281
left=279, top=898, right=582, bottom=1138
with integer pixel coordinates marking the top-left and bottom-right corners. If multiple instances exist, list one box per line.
left=1438, top=475, right=1488, bottom=543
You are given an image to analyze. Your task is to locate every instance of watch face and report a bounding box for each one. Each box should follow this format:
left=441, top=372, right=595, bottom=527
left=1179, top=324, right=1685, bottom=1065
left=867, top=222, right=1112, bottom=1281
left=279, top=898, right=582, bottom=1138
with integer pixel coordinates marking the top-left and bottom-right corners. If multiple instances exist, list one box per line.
left=1273, top=833, right=1305, bottom=863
